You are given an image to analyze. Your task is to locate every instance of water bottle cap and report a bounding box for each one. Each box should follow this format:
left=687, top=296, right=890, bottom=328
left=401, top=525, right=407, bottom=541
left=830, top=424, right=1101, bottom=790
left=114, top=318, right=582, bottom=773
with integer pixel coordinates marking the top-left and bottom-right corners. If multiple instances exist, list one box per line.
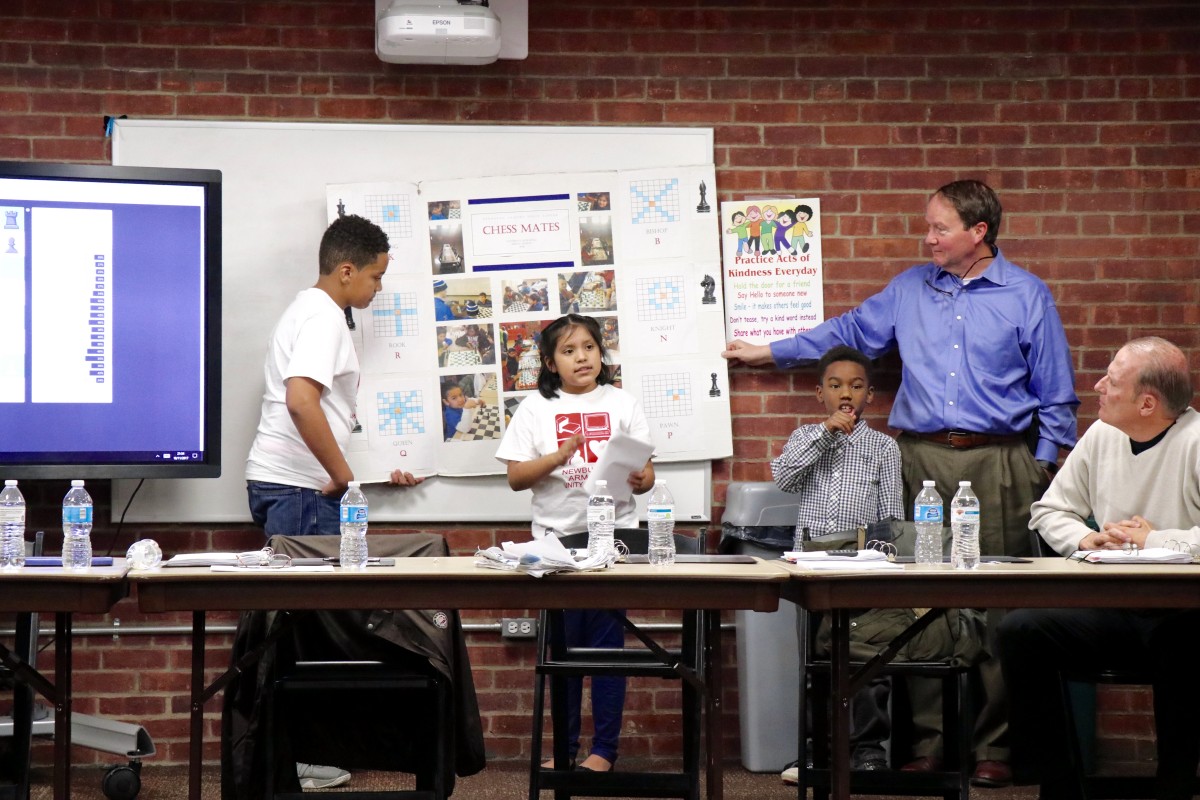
left=595, top=479, right=608, bottom=489
left=4, top=480, right=15, bottom=486
left=654, top=478, right=665, bottom=485
left=922, top=480, right=935, bottom=487
left=71, top=479, right=84, bottom=486
left=959, top=480, right=971, bottom=486
left=347, top=481, right=360, bottom=488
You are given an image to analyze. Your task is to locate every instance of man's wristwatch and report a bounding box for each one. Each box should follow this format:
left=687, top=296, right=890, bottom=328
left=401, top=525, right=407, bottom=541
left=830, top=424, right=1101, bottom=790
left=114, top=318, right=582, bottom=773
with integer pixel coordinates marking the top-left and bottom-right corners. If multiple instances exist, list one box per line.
left=1037, top=459, right=1059, bottom=476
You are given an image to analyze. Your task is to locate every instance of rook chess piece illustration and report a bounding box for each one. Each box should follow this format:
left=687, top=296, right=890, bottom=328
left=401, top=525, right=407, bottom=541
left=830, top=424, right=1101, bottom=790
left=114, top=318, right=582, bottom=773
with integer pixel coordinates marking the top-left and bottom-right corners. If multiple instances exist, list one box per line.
left=695, top=180, right=710, bottom=213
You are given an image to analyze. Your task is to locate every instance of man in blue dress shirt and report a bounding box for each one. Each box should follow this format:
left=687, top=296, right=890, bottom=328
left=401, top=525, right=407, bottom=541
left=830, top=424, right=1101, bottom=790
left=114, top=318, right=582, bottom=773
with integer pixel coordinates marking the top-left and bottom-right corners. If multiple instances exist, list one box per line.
left=724, top=179, right=1079, bottom=786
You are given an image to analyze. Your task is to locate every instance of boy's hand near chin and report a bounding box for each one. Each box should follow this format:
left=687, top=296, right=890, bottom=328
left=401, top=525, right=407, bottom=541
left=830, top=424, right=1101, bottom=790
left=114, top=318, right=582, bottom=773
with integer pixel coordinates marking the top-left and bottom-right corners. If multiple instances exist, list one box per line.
left=824, top=409, right=857, bottom=435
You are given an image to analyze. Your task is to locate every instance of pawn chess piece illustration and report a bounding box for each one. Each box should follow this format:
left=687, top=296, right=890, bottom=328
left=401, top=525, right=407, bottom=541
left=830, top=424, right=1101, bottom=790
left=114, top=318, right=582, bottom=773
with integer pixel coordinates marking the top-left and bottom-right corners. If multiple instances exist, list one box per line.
left=709, top=372, right=721, bottom=397
left=700, top=274, right=717, bottom=304
left=695, top=180, right=711, bottom=213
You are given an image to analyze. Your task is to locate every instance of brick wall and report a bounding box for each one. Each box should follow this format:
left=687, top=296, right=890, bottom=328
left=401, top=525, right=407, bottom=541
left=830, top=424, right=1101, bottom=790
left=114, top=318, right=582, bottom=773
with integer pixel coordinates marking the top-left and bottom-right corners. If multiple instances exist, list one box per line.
left=3, top=0, right=1198, bottom=772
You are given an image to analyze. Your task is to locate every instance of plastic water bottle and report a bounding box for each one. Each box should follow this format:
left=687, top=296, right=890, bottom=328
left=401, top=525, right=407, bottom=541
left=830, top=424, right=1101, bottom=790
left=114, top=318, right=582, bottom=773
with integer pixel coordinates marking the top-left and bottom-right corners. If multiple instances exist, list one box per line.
left=793, top=525, right=812, bottom=553
left=647, top=479, right=676, bottom=567
left=586, top=479, right=616, bottom=560
left=913, top=480, right=944, bottom=567
left=62, top=480, right=94, bottom=572
left=950, top=481, right=980, bottom=571
left=0, top=480, right=26, bottom=571
left=126, top=538, right=163, bottom=570
left=339, top=481, right=369, bottom=570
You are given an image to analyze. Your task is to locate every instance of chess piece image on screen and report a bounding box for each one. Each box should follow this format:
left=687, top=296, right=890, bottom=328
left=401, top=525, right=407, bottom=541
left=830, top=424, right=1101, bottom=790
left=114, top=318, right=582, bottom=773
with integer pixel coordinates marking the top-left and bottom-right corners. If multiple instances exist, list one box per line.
left=709, top=372, right=721, bottom=398
left=696, top=179, right=710, bottom=213
left=700, top=274, right=716, bottom=304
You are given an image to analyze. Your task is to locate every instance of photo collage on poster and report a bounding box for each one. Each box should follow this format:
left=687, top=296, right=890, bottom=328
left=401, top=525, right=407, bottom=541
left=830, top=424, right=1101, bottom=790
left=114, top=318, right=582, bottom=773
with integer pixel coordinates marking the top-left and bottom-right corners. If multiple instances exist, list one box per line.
left=329, top=166, right=730, bottom=480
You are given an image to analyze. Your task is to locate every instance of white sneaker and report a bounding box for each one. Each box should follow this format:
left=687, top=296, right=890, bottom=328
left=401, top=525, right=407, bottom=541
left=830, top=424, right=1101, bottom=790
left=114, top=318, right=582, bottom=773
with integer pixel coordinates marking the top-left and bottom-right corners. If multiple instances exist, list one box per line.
left=297, top=763, right=351, bottom=790
left=781, top=760, right=799, bottom=785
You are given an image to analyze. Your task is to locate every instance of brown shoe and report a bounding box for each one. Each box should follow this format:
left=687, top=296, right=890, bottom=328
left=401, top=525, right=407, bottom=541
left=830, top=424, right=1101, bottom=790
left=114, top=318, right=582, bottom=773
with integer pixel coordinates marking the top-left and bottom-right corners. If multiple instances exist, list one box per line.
left=901, top=756, right=943, bottom=772
left=971, top=760, right=1013, bottom=787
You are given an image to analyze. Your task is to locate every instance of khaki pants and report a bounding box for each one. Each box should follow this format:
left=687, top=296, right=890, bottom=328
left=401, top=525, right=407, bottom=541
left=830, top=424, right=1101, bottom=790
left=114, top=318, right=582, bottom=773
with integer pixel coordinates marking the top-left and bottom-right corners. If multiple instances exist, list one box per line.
left=898, top=436, right=1050, bottom=762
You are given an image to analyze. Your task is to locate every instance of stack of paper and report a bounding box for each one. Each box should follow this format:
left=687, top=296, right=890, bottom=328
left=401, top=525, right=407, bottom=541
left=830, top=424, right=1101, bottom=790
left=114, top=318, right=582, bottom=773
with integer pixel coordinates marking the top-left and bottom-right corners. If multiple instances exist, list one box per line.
left=164, top=552, right=248, bottom=568
left=783, top=549, right=904, bottom=571
left=475, top=536, right=613, bottom=577
left=1072, top=548, right=1194, bottom=564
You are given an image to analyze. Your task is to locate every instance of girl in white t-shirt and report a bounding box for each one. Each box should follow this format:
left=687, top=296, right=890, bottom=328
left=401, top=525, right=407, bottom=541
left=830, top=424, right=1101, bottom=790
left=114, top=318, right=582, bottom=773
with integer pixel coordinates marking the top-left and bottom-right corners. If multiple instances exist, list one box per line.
left=495, top=314, right=654, bottom=772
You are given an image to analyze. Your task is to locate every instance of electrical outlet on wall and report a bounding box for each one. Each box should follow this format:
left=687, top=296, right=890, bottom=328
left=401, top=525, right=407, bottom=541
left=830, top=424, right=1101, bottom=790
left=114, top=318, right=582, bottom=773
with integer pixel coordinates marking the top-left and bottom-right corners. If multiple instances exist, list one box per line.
left=501, top=617, right=537, bottom=639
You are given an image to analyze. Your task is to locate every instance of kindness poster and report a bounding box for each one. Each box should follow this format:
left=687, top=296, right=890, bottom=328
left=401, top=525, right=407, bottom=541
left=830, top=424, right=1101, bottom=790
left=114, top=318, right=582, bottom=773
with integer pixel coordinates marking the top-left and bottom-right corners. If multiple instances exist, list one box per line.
left=720, top=198, right=823, bottom=344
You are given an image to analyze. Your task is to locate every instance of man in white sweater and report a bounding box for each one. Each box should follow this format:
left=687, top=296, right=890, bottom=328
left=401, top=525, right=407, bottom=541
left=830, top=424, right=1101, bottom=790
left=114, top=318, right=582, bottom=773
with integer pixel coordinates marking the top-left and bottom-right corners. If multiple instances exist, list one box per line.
left=998, top=336, right=1199, bottom=800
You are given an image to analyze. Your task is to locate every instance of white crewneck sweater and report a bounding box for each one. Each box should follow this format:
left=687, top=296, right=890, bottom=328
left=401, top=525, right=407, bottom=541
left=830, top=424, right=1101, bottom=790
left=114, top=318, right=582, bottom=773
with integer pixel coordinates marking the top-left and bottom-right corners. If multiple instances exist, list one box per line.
left=1031, top=407, right=1200, bottom=554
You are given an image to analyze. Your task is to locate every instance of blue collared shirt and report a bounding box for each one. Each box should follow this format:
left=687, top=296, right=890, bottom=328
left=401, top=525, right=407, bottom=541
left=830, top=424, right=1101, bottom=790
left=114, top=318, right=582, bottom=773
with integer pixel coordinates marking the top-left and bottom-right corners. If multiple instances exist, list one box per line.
left=769, top=248, right=1079, bottom=462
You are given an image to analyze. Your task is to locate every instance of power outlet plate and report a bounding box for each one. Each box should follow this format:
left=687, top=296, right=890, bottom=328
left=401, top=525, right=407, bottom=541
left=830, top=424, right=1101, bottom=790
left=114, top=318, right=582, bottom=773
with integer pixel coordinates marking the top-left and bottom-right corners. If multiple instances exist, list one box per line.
left=501, top=617, right=537, bottom=639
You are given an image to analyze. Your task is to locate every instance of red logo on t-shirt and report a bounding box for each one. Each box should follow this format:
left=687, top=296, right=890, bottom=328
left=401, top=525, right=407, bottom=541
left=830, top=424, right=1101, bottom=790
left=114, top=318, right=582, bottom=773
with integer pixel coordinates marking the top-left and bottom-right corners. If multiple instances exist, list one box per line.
left=555, top=411, right=612, bottom=463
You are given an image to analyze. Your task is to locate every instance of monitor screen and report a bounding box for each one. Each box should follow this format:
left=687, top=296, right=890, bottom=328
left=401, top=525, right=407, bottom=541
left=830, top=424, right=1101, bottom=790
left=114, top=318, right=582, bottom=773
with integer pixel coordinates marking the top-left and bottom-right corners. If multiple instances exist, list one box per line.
left=0, top=160, right=221, bottom=478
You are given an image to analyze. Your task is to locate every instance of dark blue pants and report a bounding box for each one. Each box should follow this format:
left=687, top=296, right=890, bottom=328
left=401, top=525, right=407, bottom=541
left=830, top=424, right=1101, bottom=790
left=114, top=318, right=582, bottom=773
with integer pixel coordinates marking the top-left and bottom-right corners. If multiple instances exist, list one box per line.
left=560, top=608, right=626, bottom=763
left=247, top=481, right=340, bottom=537
left=999, top=607, right=1200, bottom=800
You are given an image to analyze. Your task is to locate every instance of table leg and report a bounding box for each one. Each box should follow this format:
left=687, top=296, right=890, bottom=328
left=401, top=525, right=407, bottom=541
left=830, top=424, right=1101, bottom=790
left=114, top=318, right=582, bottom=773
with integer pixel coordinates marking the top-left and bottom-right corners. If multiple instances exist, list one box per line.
left=189, top=611, right=205, bottom=800
left=830, top=609, right=851, bottom=800
left=53, top=613, right=72, bottom=800
left=704, top=609, right=723, bottom=800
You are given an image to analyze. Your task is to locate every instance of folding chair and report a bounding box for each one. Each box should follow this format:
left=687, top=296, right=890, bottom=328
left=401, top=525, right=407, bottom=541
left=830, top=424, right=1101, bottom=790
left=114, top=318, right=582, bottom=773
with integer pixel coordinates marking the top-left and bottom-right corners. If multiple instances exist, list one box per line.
left=529, top=528, right=705, bottom=800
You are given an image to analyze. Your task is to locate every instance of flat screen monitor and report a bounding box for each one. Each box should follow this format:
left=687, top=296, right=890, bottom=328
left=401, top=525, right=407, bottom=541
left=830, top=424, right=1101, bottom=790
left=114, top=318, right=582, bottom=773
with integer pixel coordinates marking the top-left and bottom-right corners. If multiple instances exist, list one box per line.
left=0, top=160, right=221, bottom=479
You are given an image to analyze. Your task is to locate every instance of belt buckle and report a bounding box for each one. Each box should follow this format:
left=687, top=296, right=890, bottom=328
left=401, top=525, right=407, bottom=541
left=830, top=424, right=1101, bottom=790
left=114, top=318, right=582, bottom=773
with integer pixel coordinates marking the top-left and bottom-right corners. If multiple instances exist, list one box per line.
left=946, top=430, right=973, bottom=447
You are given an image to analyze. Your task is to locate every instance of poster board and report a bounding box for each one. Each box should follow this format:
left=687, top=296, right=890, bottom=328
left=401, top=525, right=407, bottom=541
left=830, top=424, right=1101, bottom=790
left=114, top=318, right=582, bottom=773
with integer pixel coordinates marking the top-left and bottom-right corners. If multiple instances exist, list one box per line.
left=328, top=169, right=730, bottom=481
left=111, top=120, right=718, bottom=522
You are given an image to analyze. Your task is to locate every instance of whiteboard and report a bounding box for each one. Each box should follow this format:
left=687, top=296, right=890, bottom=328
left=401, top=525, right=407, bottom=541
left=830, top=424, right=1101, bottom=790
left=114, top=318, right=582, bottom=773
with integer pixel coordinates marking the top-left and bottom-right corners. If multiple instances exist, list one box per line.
left=112, top=120, right=715, bottom=523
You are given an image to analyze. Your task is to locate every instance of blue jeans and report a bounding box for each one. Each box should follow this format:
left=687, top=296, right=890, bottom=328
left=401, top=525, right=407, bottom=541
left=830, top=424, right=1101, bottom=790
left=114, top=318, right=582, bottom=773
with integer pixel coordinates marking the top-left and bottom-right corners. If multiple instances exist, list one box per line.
left=246, top=481, right=340, bottom=537
left=561, top=608, right=626, bottom=763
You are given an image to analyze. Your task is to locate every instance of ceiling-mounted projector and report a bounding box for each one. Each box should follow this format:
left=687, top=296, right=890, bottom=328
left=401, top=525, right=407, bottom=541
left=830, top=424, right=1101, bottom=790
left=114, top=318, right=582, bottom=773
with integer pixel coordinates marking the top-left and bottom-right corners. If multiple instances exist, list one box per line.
left=376, top=0, right=502, bottom=65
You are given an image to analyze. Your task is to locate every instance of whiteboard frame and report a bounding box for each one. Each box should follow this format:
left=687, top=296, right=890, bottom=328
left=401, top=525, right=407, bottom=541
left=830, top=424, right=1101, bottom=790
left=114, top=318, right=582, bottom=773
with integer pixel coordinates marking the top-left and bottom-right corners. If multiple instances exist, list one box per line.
left=112, top=119, right=716, bottom=523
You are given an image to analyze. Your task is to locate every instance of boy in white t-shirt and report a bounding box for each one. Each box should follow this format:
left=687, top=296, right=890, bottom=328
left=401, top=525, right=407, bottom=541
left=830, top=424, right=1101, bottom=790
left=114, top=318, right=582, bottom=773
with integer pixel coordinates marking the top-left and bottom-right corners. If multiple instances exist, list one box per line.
left=246, top=214, right=422, bottom=537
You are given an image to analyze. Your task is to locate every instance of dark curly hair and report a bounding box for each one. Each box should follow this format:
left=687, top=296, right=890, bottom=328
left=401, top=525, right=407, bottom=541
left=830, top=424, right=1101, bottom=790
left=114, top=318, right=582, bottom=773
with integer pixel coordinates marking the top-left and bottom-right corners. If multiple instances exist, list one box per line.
left=318, top=214, right=390, bottom=275
left=536, top=314, right=614, bottom=399
left=817, top=345, right=873, bottom=385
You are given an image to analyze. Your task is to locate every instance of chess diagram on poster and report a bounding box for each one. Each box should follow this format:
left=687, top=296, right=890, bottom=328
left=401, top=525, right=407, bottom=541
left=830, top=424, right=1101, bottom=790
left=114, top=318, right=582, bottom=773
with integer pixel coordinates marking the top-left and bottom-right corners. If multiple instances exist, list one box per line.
left=636, top=276, right=687, bottom=321
left=642, top=372, right=693, bottom=418
left=629, top=177, right=680, bottom=224
left=329, top=165, right=731, bottom=479
left=362, top=193, right=414, bottom=242
left=376, top=389, right=426, bottom=437
left=371, top=293, right=419, bottom=338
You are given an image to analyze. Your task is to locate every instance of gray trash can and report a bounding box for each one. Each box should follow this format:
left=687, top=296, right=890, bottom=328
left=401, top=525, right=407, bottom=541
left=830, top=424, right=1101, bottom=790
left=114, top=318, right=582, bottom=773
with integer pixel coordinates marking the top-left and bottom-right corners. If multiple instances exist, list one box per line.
left=721, top=481, right=800, bottom=772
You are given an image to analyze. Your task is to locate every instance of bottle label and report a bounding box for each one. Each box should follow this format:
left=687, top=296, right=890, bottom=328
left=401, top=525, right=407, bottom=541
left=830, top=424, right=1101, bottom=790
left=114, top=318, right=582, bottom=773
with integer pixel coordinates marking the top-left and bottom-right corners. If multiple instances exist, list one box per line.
left=587, top=506, right=614, bottom=524
left=952, top=508, right=980, bottom=523
left=340, top=505, right=368, bottom=524
left=914, top=504, right=942, bottom=523
left=647, top=505, right=674, bottom=522
left=0, top=508, right=24, bottom=524
left=63, top=507, right=92, bottom=525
